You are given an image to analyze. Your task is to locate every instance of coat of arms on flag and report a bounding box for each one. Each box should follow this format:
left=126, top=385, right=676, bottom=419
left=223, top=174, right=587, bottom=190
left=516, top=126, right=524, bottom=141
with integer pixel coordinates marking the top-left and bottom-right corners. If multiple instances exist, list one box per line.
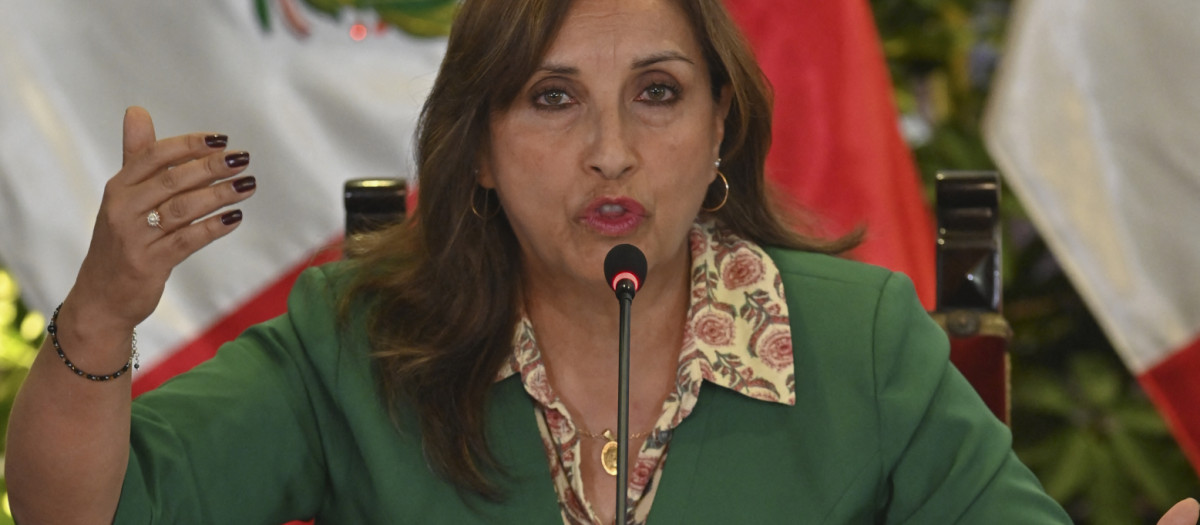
left=253, top=0, right=457, bottom=38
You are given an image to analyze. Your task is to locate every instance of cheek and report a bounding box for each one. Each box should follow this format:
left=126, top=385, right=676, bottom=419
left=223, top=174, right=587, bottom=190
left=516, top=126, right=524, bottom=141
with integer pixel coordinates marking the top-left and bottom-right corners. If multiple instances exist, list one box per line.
left=636, top=99, right=721, bottom=158
left=487, top=158, right=577, bottom=245
left=493, top=171, right=560, bottom=224
left=639, top=129, right=718, bottom=199
left=488, top=128, right=573, bottom=202
left=491, top=111, right=583, bottom=174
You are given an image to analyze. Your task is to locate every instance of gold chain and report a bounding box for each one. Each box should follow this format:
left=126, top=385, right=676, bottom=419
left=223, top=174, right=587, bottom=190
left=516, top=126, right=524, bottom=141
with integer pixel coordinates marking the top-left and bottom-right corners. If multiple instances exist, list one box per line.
left=576, top=425, right=654, bottom=477
left=576, top=426, right=653, bottom=441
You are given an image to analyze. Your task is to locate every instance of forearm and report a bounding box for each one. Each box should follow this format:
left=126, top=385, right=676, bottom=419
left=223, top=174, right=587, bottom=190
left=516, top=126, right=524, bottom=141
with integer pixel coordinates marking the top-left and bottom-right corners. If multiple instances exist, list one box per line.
left=6, top=107, right=254, bottom=523
left=5, top=299, right=134, bottom=524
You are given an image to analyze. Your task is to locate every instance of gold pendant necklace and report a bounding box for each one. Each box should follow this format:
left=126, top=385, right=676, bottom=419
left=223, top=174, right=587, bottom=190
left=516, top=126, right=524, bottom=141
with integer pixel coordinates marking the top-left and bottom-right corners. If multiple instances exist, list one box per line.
left=579, top=427, right=653, bottom=476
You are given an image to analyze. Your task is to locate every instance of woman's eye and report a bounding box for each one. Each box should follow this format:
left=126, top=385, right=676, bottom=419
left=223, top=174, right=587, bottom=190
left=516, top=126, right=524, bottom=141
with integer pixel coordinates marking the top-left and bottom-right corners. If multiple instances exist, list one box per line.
left=637, top=84, right=678, bottom=104
left=535, top=89, right=574, bottom=108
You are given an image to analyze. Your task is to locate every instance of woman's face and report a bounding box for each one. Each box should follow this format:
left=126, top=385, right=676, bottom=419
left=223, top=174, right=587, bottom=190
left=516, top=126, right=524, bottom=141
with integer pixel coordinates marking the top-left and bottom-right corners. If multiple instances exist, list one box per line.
left=482, top=0, right=730, bottom=291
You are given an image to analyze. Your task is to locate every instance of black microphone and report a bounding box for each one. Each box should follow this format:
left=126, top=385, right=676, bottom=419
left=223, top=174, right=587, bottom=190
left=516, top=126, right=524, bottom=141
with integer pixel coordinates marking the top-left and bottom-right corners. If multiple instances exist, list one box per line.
left=603, top=244, right=646, bottom=524
left=604, top=243, right=647, bottom=301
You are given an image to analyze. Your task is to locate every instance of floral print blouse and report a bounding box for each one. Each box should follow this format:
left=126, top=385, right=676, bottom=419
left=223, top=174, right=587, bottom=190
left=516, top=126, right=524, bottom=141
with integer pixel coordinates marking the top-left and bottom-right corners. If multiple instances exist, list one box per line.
left=497, top=220, right=795, bottom=524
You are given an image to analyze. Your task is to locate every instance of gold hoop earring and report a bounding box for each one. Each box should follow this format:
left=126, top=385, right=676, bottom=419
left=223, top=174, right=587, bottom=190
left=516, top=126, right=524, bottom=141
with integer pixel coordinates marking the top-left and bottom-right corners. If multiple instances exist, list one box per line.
left=701, top=171, right=729, bottom=212
left=470, top=186, right=500, bottom=219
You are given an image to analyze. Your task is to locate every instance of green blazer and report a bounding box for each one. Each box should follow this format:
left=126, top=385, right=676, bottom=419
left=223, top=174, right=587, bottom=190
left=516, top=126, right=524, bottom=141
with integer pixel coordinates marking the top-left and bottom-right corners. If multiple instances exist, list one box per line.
left=115, top=249, right=1070, bottom=523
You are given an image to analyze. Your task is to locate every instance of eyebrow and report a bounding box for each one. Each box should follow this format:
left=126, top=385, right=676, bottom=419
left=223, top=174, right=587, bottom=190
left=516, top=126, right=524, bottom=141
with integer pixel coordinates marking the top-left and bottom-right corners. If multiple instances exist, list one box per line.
left=538, top=63, right=580, bottom=76
left=536, top=50, right=696, bottom=76
left=631, top=50, right=694, bottom=69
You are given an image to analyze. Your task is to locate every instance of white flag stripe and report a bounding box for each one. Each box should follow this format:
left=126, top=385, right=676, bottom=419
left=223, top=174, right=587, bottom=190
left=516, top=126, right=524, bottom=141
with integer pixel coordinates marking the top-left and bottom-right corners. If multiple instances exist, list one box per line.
left=0, top=0, right=446, bottom=369
left=984, top=0, right=1200, bottom=373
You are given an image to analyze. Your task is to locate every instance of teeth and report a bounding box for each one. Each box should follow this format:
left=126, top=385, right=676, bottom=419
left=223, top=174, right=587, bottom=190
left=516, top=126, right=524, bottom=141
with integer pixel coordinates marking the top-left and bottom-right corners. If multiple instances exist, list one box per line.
left=599, top=204, right=625, bottom=215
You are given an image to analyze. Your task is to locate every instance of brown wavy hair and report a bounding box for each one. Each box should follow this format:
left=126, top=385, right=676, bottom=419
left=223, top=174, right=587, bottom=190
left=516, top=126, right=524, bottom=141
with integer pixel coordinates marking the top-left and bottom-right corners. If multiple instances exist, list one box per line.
left=343, top=0, right=858, bottom=499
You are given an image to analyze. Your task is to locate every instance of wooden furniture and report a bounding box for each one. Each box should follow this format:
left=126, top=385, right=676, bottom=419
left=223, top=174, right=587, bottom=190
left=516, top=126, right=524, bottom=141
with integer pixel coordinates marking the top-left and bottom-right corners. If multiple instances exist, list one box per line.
left=931, top=171, right=1010, bottom=423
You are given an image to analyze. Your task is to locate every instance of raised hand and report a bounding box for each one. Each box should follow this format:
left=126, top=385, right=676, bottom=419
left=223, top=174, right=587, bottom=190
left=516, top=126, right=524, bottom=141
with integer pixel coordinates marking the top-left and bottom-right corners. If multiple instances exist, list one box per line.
left=6, top=106, right=258, bottom=524
left=65, top=106, right=256, bottom=339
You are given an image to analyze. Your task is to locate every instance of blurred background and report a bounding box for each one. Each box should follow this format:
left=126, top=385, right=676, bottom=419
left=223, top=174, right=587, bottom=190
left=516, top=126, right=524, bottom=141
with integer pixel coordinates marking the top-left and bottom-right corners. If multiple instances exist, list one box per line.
left=871, top=1, right=1200, bottom=522
left=2, top=0, right=1197, bottom=523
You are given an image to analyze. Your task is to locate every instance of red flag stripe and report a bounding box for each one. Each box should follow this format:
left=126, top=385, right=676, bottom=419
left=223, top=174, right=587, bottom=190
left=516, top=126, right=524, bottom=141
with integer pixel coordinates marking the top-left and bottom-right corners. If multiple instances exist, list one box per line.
left=1138, top=335, right=1200, bottom=474
left=724, top=0, right=937, bottom=308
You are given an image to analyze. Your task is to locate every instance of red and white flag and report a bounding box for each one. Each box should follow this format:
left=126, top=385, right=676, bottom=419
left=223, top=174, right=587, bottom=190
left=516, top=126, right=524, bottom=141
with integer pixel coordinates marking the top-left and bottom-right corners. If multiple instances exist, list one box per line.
left=0, top=0, right=446, bottom=394
left=985, top=0, right=1200, bottom=470
left=726, top=0, right=937, bottom=308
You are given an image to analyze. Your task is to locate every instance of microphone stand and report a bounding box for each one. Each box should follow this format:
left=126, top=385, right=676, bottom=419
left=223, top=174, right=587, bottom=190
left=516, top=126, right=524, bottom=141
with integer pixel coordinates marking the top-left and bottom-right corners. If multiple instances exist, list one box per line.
left=615, top=280, right=635, bottom=524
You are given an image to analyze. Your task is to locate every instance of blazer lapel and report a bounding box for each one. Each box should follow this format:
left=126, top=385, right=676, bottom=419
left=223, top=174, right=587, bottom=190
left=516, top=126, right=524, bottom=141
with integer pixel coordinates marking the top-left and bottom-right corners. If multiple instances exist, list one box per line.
left=475, top=376, right=562, bottom=523
left=641, top=384, right=716, bottom=524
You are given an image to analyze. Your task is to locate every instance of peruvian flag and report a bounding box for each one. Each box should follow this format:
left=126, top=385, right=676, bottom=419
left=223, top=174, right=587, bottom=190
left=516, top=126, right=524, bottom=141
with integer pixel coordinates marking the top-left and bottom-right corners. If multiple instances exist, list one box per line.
left=0, top=0, right=446, bottom=395
left=725, top=0, right=937, bottom=307
left=985, top=0, right=1200, bottom=472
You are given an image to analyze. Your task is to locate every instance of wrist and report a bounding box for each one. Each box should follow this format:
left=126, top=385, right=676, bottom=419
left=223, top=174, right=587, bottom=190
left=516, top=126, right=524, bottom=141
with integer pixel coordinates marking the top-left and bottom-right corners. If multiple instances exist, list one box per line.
left=57, top=287, right=141, bottom=337
left=49, top=299, right=140, bottom=381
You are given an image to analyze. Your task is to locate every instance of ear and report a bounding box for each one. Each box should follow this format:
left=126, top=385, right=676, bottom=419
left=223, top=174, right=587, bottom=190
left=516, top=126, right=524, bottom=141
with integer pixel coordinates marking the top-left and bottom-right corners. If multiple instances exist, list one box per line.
left=476, top=161, right=496, bottom=189
left=711, top=85, right=733, bottom=161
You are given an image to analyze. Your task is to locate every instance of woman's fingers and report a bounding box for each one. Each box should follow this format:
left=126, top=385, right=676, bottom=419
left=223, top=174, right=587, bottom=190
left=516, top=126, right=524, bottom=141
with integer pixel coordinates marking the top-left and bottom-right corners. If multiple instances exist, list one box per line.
left=68, top=107, right=256, bottom=331
left=151, top=208, right=246, bottom=269
left=117, top=132, right=233, bottom=187
left=122, top=106, right=157, bottom=167
left=129, top=148, right=251, bottom=213
left=145, top=173, right=256, bottom=236
left=120, top=106, right=223, bottom=181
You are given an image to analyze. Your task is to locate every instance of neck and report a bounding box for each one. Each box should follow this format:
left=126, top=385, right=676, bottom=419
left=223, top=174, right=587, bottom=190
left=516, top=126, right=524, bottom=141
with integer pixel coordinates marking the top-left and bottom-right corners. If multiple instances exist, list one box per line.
left=521, top=248, right=691, bottom=430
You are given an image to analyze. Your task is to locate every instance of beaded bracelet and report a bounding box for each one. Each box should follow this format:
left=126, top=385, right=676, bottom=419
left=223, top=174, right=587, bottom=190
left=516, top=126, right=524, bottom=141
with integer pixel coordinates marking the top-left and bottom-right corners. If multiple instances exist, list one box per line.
left=47, top=303, right=140, bottom=381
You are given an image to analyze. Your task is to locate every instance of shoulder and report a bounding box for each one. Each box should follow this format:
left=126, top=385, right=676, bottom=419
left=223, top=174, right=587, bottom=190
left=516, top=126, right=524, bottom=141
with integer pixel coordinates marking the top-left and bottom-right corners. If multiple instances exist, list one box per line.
left=215, top=260, right=374, bottom=395
left=762, top=246, right=942, bottom=430
left=764, top=246, right=893, bottom=288
left=762, top=247, right=938, bottom=377
left=283, top=260, right=369, bottom=330
left=763, top=247, right=915, bottom=321
left=290, top=260, right=359, bottom=307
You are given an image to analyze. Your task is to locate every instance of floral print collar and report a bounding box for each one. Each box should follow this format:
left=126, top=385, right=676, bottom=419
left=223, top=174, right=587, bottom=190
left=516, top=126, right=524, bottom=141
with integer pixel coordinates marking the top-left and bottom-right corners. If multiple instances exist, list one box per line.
left=682, top=220, right=796, bottom=405
left=496, top=220, right=794, bottom=524
left=498, top=219, right=795, bottom=403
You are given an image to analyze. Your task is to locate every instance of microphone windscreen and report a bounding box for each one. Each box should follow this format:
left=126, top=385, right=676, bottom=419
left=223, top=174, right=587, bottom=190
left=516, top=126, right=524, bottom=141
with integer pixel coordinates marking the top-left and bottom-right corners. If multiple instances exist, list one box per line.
left=604, top=244, right=647, bottom=291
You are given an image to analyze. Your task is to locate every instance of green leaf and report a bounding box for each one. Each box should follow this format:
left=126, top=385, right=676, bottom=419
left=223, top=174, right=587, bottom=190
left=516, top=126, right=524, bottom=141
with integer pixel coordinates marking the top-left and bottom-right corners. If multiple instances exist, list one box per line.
left=1111, top=402, right=1171, bottom=436
left=1083, top=433, right=1138, bottom=525
left=304, top=0, right=345, bottom=18
left=0, top=271, right=17, bottom=303
left=1013, top=426, right=1064, bottom=469
left=1069, top=353, right=1121, bottom=407
left=255, top=0, right=271, bottom=31
left=1, top=479, right=15, bottom=525
left=1013, top=369, right=1073, bottom=416
left=1108, top=423, right=1176, bottom=509
left=1040, top=430, right=1091, bottom=502
left=378, top=4, right=457, bottom=38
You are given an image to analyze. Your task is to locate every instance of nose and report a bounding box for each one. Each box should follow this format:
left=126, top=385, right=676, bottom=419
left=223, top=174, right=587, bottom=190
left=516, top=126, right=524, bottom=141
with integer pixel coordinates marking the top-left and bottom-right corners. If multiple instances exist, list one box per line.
left=584, top=105, right=636, bottom=180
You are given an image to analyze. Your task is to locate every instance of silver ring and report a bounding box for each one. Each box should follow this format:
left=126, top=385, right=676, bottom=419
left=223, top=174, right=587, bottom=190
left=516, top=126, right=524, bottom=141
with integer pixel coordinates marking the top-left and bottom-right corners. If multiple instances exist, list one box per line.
left=147, top=209, right=163, bottom=230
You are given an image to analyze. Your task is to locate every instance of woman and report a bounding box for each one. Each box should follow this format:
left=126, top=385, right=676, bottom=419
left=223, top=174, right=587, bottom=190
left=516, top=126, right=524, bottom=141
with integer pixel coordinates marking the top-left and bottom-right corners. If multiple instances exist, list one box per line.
left=4, top=0, right=1081, bottom=523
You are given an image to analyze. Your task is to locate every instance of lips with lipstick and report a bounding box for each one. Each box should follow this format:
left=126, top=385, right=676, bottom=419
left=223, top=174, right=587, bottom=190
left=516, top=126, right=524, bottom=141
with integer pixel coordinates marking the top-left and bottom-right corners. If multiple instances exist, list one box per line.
left=580, top=197, right=647, bottom=236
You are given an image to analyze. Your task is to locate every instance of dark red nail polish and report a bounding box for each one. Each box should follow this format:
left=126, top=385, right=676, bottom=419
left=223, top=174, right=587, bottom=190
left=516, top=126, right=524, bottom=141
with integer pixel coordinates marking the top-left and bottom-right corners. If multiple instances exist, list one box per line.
left=220, top=210, right=243, bottom=225
left=225, top=152, right=250, bottom=168
left=233, top=176, right=256, bottom=193
left=205, top=134, right=228, bottom=148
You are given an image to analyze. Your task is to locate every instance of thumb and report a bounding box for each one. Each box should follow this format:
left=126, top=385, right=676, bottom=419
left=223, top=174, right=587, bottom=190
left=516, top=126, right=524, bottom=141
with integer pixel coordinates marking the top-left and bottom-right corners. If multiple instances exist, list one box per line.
left=1159, top=498, right=1199, bottom=525
left=122, top=106, right=156, bottom=166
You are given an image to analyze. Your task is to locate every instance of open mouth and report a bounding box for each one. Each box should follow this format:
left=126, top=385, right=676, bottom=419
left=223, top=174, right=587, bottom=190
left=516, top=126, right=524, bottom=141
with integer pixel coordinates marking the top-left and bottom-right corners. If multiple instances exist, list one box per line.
left=580, top=197, right=646, bottom=236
